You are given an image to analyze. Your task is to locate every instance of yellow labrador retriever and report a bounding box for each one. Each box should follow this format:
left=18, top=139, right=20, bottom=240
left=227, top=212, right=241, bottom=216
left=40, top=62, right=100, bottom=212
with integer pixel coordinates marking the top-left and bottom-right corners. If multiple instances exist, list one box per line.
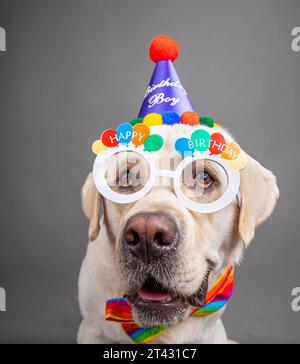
left=77, top=124, right=279, bottom=344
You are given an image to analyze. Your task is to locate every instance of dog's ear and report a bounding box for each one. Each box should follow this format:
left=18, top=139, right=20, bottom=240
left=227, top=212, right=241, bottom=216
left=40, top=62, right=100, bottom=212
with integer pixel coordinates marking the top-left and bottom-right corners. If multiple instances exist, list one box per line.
left=238, top=153, right=279, bottom=246
left=82, top=173, right=101, bottom=242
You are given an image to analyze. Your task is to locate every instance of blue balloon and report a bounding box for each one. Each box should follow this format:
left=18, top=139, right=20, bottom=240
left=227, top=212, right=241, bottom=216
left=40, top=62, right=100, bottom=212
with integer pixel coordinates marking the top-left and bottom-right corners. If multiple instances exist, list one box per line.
left=116, top=123, right=133, bottom=146
left=162, top=111, right=181, bottom=125
left=175, top=138, right=195, bottom=157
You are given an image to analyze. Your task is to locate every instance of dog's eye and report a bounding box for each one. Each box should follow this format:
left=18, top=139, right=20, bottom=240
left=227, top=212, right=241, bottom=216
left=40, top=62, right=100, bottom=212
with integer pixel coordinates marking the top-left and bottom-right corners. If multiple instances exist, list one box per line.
left=182, top=161, right=216, bottom=190
left=119, top=169, right=140, bottom=189
left=180, top=160, right=227, bottom=203
left=196, top=171, right=214, bottom=188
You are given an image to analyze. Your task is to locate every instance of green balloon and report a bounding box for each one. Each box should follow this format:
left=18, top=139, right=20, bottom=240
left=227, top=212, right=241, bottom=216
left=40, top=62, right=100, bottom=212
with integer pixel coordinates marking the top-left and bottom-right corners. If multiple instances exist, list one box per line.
left=191, top=129, right=211, bottom=152
left=144, top=134, right=164, bottom=152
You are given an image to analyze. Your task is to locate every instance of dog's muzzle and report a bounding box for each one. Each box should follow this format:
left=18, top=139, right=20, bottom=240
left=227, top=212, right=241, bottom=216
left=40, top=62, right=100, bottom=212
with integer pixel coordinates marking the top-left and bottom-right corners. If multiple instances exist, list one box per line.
left=119, top=211, right=212, bottom=327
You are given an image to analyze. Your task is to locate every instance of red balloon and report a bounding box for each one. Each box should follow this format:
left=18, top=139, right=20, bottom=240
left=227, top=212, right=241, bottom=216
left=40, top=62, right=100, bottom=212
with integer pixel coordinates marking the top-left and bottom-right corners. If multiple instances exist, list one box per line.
left=101, top=129, right=118, bottom=147
left=209, top=132, right=226, bottom=155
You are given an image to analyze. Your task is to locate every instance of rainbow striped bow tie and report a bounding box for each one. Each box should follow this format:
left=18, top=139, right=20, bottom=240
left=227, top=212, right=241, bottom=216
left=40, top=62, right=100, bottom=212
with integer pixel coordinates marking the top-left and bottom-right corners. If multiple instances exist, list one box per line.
left=105, top=265, right=234, bottom=344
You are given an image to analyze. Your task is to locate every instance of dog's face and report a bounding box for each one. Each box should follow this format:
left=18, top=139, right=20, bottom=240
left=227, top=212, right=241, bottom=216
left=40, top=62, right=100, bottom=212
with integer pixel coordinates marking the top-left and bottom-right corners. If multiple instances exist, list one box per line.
left=83, top=125, right=279, bottom=328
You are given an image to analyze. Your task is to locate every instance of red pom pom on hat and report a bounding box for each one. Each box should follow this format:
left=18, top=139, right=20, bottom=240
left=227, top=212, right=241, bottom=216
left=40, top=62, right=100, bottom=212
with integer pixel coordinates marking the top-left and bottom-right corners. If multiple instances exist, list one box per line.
left=149, top=35, right=180, bottom=63
left=181, top=111, right=200, bottom=126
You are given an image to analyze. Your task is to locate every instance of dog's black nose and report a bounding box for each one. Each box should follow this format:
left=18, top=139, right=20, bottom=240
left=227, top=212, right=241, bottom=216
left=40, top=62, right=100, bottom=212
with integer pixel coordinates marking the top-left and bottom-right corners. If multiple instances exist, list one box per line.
left=123, top=212, right=178, bottom=263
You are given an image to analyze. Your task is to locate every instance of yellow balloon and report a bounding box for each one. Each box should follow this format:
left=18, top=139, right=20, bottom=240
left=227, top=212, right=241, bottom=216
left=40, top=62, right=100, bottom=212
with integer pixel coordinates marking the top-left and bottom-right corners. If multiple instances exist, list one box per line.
left=92, top=140, right=107, bottom=155
left=229, top=154, right=247, bottom=170
left=143, top=113, right=163, bottom=127
left=221, top=142, right=240, bottom=160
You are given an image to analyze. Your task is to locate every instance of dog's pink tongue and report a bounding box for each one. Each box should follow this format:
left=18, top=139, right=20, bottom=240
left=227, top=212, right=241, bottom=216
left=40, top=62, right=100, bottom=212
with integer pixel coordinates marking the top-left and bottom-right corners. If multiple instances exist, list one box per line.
left=138, top=287, right=172, bottom=302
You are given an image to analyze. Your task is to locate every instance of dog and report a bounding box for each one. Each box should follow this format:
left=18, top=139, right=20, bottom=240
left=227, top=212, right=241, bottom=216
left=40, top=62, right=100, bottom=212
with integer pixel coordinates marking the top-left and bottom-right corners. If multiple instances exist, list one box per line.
left=77, top=124, right=279, bottom=344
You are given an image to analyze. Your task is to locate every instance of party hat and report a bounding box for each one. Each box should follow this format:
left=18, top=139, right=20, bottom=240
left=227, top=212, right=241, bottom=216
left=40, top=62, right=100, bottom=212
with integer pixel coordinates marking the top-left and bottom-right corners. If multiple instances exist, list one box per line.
left=138, top=35, right=195, bottom=120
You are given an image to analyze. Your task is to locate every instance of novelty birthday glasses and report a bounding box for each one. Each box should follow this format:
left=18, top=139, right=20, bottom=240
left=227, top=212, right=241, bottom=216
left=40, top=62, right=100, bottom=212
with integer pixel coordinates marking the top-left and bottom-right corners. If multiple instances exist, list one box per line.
left=93, top=144, right=241, bottom=214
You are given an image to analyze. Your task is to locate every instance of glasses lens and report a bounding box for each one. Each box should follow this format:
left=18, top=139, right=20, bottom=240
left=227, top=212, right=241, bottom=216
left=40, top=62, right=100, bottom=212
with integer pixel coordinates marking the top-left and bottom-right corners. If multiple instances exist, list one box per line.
left=104, top=151, right=151, bottom=195
left=180, top=159, right=228, bottom=204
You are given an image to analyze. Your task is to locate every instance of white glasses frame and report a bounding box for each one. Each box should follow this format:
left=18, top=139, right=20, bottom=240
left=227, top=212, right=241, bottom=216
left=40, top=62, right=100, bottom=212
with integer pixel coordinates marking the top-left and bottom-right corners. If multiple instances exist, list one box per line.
left=93, top=145, right=240, bottom=214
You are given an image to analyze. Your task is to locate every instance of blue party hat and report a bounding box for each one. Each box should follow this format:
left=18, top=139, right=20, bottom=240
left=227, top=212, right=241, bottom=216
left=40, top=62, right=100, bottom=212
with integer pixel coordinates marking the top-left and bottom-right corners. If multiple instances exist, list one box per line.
left=138, top=35, right=195, bottom=119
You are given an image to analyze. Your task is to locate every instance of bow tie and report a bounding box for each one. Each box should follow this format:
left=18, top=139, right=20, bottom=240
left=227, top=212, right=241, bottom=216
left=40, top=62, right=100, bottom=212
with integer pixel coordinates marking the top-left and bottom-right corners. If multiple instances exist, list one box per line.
left=105, top=265, right=234, bottom=344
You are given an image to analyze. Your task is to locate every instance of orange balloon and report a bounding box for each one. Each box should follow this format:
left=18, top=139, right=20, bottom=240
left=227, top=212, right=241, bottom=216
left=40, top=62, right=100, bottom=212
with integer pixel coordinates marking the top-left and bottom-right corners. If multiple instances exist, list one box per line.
left=132, top=123, right=150, bottom=146
left=221, top=142, right=240, bottom=160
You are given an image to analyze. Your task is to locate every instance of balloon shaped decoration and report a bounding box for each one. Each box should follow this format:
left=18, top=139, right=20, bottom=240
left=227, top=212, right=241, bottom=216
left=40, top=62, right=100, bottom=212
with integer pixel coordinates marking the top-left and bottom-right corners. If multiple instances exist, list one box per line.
left=221, top=142, right=240, bottom=160
left=116, top=123, right=133, bottom=146
left=92, top=140, right=107, bottom=155
left=191, top=129, right=211, bottom=152
left=144, top=134, right=164, bottom=152
left=209, top=132, right=226, bottom=155
left=175, top=137, right=195, bottom=157
left=132, top=123, right=150, bottom=147
left=101, top=129, right=119, bottom=147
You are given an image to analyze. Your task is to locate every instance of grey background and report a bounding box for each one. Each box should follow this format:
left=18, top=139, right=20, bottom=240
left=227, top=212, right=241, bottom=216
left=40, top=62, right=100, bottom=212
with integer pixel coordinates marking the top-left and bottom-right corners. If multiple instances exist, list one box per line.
left=0, top=0, right=299, bottom=344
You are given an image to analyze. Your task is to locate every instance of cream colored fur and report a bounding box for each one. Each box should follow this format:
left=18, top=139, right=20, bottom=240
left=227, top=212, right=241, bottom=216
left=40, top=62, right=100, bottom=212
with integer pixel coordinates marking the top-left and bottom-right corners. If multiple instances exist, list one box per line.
left=77, top=124, right=279, bottom=344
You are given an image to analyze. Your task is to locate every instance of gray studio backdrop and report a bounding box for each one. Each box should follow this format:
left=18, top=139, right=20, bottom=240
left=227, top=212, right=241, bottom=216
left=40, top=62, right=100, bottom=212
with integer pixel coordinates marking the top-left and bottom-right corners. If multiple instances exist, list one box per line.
left=0, top=0, right=299, bottom=344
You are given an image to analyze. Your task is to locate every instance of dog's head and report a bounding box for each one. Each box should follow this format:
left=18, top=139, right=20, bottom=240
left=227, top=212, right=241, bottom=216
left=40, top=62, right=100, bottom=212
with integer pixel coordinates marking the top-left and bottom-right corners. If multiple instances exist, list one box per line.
left=82, top=124, right=279, bottom=327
